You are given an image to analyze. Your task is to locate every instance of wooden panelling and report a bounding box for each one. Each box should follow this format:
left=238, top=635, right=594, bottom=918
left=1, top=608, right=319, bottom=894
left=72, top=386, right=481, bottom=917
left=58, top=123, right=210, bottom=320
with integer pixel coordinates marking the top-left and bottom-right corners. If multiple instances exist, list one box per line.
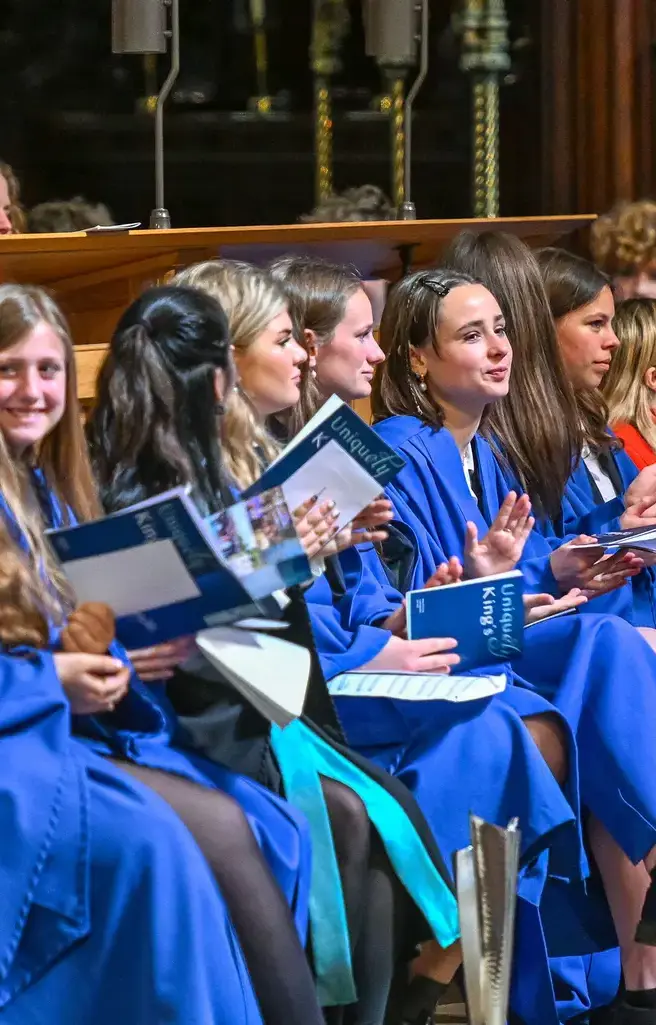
left=74, top=344, right=108, bottom=401
left=541, top=0, right=656, bottom=214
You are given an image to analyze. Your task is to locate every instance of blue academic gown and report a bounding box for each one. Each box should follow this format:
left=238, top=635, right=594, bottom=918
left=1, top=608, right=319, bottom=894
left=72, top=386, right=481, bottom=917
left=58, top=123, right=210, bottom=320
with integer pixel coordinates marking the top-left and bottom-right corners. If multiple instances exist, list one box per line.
left=305, top=555, right=606, bottom=1025
left=371, top=413, right=656, bottom=1018
left=0, top=647, right=264, bottom=1024
left=0, top=481, right=312, bottom=949
left=493, top=430, right=656, bottom=625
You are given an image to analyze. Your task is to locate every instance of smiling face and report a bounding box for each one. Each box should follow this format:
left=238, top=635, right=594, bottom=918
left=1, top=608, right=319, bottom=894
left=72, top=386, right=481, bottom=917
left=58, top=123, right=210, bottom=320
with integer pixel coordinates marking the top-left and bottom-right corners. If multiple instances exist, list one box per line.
left=0, top=320, right=68, bottom=453
left=314, top=288, right=384, bottom=402
left=555, top=285, right=619, bottom=392
left=234, top=308, right=308, bottom=417
left=412, top=283, right=512, bottom=418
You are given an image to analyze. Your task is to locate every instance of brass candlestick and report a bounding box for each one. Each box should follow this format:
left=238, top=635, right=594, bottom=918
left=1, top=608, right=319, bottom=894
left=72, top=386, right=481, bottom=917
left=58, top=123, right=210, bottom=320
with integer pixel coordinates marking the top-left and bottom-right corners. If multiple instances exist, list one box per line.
left=248, top=0, right=273, bottom=114
left=310, top=0, right=349, bottom=203
left=457, top=0, right=510, bottom=218
left=390, top=76, right=405, bottom=213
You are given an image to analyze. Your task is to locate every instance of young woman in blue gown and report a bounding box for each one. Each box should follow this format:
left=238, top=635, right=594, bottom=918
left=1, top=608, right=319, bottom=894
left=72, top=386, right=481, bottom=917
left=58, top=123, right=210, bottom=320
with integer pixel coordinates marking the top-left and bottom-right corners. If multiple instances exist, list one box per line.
left=0, top=281, right=331, bottom=1025
left=0, top=530, right=265, bottom=1025
left=266, top=256, right=623, bottom=1025
left=87, top=268, right=470, bottom=1025
left=368, top=266, right=656, bottom=1024
left=538, top=246, right=656, bottom=626
left=442, top=229, right=656, bottom=632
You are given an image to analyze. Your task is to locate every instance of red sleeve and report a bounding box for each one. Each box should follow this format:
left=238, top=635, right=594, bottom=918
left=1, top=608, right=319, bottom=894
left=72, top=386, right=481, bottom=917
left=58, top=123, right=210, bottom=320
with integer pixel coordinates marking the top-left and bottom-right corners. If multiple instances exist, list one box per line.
left=612, top=422, right=656, bottom=470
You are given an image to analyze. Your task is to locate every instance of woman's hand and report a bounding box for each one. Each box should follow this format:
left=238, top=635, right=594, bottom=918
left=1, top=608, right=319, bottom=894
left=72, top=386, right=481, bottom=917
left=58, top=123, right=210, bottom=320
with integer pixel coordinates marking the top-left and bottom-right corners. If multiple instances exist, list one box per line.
left=382, top=557, right=464, bottom=638
left=464, top=493, right=534, bottom=579
left=523, top=589, right=587, bottom=625
left=625, top=466, right=656, bottom=508
left=54, top=652, right=130, bottom=715
left=425, top=556, right=464, bottom=588
left=620, top=495, right=656, bottom=530
left=361, top=635, right=460, bottom=674
left=350, top=498, right=395, bottom=538
left=550, top=536, right=643, bottom=596
left=294, top=496, right=393, bottom=559
left=293, top=497, right=341, bottom=558
left=126, top=636, right=197, bottom=682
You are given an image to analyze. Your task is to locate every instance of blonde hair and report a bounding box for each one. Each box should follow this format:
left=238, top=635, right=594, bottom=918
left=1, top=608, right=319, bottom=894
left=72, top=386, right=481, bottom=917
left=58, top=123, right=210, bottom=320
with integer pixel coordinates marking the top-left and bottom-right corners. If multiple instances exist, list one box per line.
left=172, top=260, right=286, bottom=489
left=590, top=200, right=656, bottom=277
left=0, top=284, right=101, bottom=611
left=603, top=297, right=656, bottom=452
left=0, top=161, right=26, bottom=233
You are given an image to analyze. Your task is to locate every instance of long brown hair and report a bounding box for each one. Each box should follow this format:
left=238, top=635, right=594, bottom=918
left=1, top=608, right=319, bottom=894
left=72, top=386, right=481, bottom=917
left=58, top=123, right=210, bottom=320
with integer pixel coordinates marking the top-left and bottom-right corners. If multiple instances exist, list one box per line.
left=0, top=284, right=100, bottom=606
left=0, top=519, right=49, bottom=647
left=442, top=231, right=582, bottom=519
left=89, top=285, right=234, bottom=513
left=269, top=256, right=363, bottom=434
left=371, top=269, right=478, bottom=426
left=603, top=297, right=656, bottom=452
left=537, top=247, right=618, bottom=454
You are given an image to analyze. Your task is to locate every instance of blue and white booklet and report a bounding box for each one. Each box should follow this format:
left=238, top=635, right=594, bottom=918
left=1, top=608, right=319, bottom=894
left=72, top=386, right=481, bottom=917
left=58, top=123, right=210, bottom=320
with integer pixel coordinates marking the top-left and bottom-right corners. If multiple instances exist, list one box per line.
left=47, top=486, right=311, bottom=649
left=242, top=394, right=406, bottom=532
left=573, top=524, right=656, bottom=554
left=406, top=570, right=525, bottom=672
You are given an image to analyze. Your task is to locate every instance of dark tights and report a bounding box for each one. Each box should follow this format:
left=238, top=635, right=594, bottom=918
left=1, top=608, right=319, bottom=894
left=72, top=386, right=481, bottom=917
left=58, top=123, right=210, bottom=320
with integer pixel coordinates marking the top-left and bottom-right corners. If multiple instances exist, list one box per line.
left=321, top=779, right=415, bottom=1025
left=109, top=759, right=325, bottom=1025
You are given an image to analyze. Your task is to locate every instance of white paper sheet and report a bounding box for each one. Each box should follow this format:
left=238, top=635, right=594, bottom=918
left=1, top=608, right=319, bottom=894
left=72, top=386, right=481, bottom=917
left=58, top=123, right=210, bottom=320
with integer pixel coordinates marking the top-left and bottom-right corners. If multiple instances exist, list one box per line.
left=196, top=627, right=311, bottom=726
left=281, top=439, right=383, bottom=533
left=62, top=538, right=201, bottom=617
left=328, top=672, right=507, bottom=703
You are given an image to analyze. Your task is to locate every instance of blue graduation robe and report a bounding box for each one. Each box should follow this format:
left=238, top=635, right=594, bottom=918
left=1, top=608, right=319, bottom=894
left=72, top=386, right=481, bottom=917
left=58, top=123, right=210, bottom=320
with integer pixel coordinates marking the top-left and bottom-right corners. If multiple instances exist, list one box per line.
left=305, top=551, right=608, bottom=1025
left=0, top=479, right=312, bottom=948
left=0, top=647, right=263, bottom=1023
left=371, top=413, right=656, bottom=1017
left=493, top=431, right=656, bottom=626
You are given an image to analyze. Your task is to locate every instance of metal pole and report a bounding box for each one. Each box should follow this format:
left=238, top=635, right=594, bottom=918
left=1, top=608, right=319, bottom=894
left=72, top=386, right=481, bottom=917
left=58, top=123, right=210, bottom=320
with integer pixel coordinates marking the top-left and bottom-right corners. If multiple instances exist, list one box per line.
left=314, top=76, right=334, bottom=200
left=458, top=0, right=509, bottom=219
left=390, top=76, right=406, bottom=211
left=310, top=0, right=348, bottom=206
left=150, top=0, right=180, bottom=228
left=399, top=0, right=429, bottom=220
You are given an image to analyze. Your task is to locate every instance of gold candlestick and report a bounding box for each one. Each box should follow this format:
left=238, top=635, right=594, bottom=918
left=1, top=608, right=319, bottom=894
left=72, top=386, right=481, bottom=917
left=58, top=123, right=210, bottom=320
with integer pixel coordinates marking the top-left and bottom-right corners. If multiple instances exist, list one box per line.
left=248, top=0, right=273, bottom=114
left=310, top=0, right=349, bottom=204
left=390, top=76, right=406, bottom=211
left=457, top=0, right=510, bottom=218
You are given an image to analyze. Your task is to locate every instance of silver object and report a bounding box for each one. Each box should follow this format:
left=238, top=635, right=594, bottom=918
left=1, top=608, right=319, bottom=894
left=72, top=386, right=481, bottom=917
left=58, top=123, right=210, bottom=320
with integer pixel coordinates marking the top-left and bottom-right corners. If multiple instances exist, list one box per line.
left=112, top=0, right=180, bottom=229
left=112, top=0, right=167, bottom=54
left=455, top=815, right=520, bottom=1025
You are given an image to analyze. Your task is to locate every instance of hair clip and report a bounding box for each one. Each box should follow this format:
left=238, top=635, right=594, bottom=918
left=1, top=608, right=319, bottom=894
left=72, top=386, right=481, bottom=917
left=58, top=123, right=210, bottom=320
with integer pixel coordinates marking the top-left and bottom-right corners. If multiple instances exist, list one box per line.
left=422, top=279, right=450, bottom=298
left=405, top=272, right=451, bottom=307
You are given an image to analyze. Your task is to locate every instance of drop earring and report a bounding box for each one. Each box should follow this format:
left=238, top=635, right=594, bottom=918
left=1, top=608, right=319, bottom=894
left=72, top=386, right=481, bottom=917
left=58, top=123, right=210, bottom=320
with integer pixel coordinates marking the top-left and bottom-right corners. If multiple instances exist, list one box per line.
left=415, top=371, right=428, bottom=393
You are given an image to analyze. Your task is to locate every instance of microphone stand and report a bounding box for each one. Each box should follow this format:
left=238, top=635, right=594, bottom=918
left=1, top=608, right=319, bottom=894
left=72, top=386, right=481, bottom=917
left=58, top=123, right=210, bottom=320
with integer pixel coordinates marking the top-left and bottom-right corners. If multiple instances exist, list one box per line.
left=398, top=0, right=428, bottom=220
left=150, top=0, right=180, bottom=228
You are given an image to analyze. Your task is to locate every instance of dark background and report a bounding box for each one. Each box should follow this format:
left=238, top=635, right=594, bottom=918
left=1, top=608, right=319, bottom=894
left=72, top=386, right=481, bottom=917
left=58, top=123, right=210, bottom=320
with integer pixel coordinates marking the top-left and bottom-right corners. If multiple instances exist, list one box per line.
left=0, top=0, right=654, bottom=228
